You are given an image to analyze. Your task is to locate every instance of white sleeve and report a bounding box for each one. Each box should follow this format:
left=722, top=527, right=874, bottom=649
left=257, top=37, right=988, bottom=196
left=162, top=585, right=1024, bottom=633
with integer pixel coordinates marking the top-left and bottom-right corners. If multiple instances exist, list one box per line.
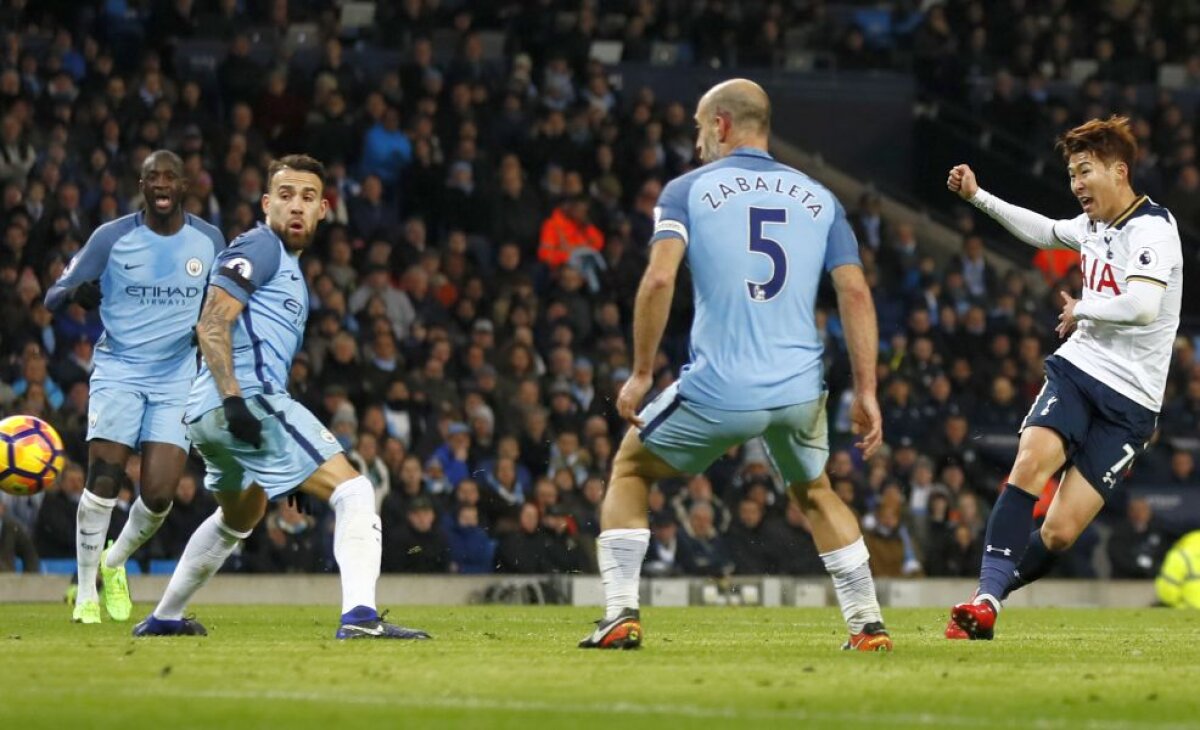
left=1072, top=279, right=1164, bottom=326
left=1124, top=218, right=1181, bottom=287
left=968, top=189, right=1080, bottom=251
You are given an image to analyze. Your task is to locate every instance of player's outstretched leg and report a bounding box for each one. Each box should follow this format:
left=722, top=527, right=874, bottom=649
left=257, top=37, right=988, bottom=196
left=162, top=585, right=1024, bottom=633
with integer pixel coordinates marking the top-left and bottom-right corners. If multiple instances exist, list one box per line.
left=74, top=442, right=131, bottom=624
left=302, top=456, right=430, bottom=640
left=133, top=490, right=262, bottom=637
left=792, top=474, right=891, bottom=651
left=949, top=426, right=1065, bottom=640
left=102, top=442, right=187, bottom=622
left=1006, top=467, right=1104, bottom=595
left=581, top=431, right=680, bottom=650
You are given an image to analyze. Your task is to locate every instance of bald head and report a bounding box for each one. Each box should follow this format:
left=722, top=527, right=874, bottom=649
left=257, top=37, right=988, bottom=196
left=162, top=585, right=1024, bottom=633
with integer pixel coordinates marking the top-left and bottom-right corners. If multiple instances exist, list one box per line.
left=142, top=149, right=183, bottom=177
left=695, top=78, right=771, bottom=162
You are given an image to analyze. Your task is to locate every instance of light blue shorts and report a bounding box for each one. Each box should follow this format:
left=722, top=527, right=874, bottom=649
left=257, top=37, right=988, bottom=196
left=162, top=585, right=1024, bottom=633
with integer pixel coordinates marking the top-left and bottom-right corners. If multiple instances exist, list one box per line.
left=187, top=392, right=343, bottom=500
left=88, top=387, right=189, bottom=451
left=637, top=382, right=829, bottom=485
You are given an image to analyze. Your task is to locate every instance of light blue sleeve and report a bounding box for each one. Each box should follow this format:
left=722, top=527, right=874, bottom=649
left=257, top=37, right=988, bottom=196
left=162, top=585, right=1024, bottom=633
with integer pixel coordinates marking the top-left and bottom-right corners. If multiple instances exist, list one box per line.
left=187, top=213, right=227, bottom=256
left=209, top=228, right=282, bottom=305
left=649, top=175, right=693, bottom=246
left=823, top=199, right=862, bottom=273
left=44, top=217, right=134, bottom=312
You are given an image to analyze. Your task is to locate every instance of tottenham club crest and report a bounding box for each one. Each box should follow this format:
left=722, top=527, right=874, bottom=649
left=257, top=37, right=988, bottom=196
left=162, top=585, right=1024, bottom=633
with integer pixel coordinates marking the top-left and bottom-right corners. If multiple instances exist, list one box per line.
left=185, top=257, right=203, bottom=277
left=1134, top=247, right=1157, bottom=270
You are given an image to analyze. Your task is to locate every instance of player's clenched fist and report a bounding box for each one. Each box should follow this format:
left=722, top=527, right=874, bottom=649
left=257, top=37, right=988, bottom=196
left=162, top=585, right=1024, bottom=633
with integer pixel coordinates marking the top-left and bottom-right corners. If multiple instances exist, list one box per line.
left=947, top=164, right=979, bottom=200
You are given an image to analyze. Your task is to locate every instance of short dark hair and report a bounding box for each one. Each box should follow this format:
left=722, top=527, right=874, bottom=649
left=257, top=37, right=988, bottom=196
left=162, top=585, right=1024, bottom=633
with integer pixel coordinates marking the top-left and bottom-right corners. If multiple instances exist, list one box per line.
left=267, top=154, right=326, bottom=190
left=1056, top=115, right=1137, bottom=171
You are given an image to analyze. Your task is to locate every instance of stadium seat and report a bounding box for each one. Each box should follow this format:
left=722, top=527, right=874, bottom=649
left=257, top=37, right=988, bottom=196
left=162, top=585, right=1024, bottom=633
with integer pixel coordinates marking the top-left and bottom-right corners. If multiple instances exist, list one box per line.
left=149, top=560, right=180, bottom=575
left=40, top=559, right=77, bottom=575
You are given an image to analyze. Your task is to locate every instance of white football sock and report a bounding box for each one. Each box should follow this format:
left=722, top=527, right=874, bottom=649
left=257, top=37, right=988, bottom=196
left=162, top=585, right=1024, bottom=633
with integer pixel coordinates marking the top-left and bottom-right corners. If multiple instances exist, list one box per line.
left=105, top=497, right=172, bottom=568
left=330, top=476, right=381, bottom=616
left=75, top=489, right=116, bottom=605
left=820, top=536, right=883, bottom=634
left=597, top=528, right=650, bottom=620
left=153, top=509, right=249, bottom=620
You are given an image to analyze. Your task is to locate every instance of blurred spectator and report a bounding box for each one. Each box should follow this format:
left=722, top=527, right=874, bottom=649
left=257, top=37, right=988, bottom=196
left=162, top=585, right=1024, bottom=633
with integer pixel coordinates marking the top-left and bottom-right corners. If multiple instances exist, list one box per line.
left=1108, top=499, right=1169, bottom=579
left=155, top=472, right=212, bottom=559
left=672, top=474, right=731, bottom=536
left=772, top=500, right=825, bottom=576
left=727, top=498, right=788, bottom=575
left=496, top=502, right=555, bottom=574
left=382, top=496, right=449, bottom=573
left=677, top=502, right=734, bottom=578
left=446, top=504, right=494, bottom=574
left=0, top=500, right=38, bottom=572
left=34, top=462, right=90, bottom=558
left=865, top=503, right=923, bottom=578
left=643, top=512, right=681, bottom=577
left=926, top=523, right=983, bottom=577
left=248, top=499, right=323, bottom=573
left=537, top=194, right=603, bottom=271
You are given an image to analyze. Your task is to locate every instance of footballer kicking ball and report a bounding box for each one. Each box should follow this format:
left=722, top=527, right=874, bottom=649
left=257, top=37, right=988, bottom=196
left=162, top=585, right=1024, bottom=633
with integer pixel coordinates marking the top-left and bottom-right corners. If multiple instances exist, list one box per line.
left=0, top=415, right=66, bottom=496
left=1155, top=531, right=1200, bottom=609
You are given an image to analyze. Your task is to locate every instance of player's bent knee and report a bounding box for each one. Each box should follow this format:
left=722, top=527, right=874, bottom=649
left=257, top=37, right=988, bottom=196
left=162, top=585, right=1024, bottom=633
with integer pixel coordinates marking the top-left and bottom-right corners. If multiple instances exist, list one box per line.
left=788, top=473, right=833, bottom=510
left=1039, top=521, right=1078, bottom=552
left=301, top=453, right=359, bottom=501
left=140, top=492, right=173, bottom=514
left=216, top=487, right=267, bottom=533
left=85, top=459, right=128, bottom=499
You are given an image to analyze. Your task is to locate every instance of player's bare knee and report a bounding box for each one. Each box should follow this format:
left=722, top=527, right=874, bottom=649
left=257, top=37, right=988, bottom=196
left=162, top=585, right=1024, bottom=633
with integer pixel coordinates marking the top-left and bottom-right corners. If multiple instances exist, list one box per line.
left=140, top=490, right=173, bottom=514
left=217, top=488, right=266, bottom=532
left=137, top=473, right=180, bottom=513
left=1040, top=522, right=1078, bottom=552
left=85, top=459, right=127, bottom=499
left=788, top=474, right=831, bottom=513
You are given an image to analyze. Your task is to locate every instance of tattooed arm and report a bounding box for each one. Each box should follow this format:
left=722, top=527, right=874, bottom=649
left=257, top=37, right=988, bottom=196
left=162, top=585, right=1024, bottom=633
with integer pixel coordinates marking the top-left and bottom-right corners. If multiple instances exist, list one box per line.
left=196, top=285, right=245, bottom=399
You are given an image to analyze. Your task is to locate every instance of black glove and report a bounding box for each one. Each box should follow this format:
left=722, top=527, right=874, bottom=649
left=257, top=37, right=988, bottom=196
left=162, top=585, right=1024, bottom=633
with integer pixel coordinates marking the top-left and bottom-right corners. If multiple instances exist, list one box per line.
left=71, top=281, right=102, bottom=310
left=223, top=396, right=263, bottom=448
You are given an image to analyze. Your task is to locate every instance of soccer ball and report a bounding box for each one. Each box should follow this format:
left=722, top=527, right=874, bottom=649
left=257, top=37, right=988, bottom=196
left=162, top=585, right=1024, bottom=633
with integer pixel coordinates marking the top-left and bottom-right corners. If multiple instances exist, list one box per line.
left=0, top=415, right=66, bottom=496
left=1155, top=531, right=1200, bottom=609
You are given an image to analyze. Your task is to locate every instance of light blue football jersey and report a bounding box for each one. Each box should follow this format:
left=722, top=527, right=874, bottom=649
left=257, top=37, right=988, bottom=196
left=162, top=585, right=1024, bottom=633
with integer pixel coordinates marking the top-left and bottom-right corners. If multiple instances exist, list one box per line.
left=186, top=223, right=309, bottom=421
left=45, top=212, right=225, bottom=394
left=651, top=147, right=861, bottom=411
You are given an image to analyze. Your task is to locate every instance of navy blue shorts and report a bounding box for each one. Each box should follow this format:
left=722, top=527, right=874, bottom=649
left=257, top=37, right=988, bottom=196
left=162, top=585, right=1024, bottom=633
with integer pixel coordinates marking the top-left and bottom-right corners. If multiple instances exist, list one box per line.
left=1021, top=355, right=1158, bottom=500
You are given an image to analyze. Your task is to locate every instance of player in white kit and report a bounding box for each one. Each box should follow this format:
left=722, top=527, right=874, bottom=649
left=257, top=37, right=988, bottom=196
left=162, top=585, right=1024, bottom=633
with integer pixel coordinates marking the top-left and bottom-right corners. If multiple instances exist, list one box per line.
left=945, top=116, right=1183, bottom=639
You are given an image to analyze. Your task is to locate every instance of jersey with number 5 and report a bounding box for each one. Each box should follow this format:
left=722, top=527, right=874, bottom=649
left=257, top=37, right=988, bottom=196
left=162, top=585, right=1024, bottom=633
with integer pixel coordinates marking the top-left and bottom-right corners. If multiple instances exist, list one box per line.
left=651, top=147, right=861, bottom=411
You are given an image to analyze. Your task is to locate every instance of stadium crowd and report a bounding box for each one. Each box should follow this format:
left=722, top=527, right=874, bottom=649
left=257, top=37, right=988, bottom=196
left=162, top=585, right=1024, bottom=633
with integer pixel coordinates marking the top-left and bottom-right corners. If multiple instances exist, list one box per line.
left=0, top=1, right=1196, bottom=582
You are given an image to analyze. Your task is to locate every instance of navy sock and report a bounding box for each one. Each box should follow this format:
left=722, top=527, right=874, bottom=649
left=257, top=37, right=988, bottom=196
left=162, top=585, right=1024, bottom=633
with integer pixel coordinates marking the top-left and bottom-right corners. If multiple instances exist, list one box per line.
left=1003, top=528, right=1059, bottom=599
left=978, top=485, right=1039, bottom=602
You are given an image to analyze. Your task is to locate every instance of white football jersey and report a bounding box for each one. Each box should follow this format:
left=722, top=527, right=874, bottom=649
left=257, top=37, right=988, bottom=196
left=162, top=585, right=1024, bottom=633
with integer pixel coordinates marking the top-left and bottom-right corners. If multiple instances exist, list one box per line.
left=1050, top=196, right=1183, bottom=412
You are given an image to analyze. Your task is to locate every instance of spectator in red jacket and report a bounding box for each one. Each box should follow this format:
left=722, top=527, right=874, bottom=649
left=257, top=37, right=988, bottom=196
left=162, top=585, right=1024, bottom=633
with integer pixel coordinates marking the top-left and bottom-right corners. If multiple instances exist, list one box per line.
left=537, top=194, right=603, bottom=271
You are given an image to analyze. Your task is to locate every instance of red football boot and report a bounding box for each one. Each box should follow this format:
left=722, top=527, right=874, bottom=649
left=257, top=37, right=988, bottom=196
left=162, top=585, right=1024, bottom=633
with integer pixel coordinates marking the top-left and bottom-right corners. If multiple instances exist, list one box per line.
left=944, top=616, right=969, bottom=640
left=950, top=596, right=998, bottom=640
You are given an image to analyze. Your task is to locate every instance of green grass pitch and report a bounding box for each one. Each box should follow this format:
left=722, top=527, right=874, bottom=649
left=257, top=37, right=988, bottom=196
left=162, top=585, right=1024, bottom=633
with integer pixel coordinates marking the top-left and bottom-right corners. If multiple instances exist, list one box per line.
left=1, top=604, right=1197, bottom=729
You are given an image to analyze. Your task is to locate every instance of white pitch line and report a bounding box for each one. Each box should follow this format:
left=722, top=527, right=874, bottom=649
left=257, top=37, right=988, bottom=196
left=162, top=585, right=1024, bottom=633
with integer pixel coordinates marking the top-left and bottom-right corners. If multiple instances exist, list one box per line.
left=17, top=685, right=1193, bottom=730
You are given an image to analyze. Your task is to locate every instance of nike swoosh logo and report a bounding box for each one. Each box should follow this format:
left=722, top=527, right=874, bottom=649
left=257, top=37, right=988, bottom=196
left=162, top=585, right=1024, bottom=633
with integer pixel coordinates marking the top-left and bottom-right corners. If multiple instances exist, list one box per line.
left=289, top=273, right=301, bottom=281
left=341, top=624, right=385, bottom=637
left=124, top=263, right=144, bottom=270
left=80, top=529, right=103, bottom=536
